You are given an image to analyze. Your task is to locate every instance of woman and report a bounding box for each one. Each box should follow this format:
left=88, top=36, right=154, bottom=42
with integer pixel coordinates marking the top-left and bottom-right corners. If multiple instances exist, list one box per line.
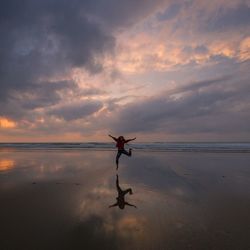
left=109, top=134, right=136, bottom=169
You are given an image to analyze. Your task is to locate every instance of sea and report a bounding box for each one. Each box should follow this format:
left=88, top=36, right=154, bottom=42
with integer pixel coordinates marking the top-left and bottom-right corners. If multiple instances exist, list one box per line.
left=0, top=142, right=250, bottom=152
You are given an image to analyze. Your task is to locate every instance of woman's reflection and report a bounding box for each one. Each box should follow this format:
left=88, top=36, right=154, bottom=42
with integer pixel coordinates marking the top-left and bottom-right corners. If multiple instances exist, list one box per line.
left=109, top=174, right=137, bottom=209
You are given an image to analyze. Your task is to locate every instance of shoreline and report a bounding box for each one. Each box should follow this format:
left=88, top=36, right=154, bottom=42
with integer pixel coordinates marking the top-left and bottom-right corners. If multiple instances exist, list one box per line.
left=1, top=142, right=250, bottom=153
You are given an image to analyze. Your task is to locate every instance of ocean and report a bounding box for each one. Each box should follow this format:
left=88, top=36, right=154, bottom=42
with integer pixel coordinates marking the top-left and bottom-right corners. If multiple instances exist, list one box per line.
left=0, top=142, right=250, bottom=152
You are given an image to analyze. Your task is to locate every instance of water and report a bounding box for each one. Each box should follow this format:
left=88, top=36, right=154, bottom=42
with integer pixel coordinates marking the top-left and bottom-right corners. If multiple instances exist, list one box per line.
left=1, top=142, right=250, bottom=152
left=0, top=149, right=250, bottom=249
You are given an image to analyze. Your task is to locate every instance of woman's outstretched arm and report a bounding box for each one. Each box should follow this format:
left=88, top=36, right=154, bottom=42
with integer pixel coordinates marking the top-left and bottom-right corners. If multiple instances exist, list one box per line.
left=108, top=134, right=117, bottom=141
left=125, top=137, right=136, bottom=143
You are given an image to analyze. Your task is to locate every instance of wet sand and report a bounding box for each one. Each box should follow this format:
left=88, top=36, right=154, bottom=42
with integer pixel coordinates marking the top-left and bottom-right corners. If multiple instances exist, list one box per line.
left=0, top=149, right=250, bottom=250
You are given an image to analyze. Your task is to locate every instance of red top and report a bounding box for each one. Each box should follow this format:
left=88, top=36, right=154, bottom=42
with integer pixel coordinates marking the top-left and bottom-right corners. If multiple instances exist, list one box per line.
left=116, top=140, right=125, bottom=150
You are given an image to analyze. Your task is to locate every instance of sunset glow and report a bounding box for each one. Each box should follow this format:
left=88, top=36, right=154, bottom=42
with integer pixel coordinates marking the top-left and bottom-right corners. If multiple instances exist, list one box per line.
left=0, top=117, right=16, bottom=128
left=0, top=0, right=249, bottom=142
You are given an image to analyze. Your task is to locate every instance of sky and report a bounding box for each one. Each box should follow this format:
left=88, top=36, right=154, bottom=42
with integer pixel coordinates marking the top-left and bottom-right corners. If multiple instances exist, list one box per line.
left=0, top=0, right=249, bottom=142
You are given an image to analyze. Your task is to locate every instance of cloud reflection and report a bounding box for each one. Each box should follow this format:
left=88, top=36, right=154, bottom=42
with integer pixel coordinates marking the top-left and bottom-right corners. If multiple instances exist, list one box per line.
left=1, top=149, right=250, bottom=249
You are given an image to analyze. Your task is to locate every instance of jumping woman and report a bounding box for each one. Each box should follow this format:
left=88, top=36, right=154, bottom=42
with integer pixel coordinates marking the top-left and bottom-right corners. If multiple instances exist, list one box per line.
left=108, top=134, right=136, bottom=169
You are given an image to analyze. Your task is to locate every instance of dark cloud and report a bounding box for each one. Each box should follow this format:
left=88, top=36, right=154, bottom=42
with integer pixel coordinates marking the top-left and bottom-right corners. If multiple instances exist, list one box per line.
left=18, top=81, right=78, bottom=110
left=48, top=100, right=103, bottom=121
left=202, top=3, right=250, bottom=32
left=156, top=3, right=182, bottom=21
left=0, top=80, right=78, bottom=120
left=83, top=0, right=164, bottom=28
left=110, top=73, right=250, bottom=135
left=0, top=0, right=114, bottom=97
left=0, top=0, right=163, bottom=121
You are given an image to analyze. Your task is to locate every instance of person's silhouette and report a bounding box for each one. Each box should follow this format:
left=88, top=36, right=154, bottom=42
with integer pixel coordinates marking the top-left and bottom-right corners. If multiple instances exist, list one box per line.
left=109, top=174, right=137, bottom=209
left=109, top=134, right=136, bottom=169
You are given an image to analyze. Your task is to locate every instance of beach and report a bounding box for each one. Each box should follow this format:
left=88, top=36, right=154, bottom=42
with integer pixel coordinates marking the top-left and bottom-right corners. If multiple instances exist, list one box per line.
left=1, top=147, right=250, bottom=250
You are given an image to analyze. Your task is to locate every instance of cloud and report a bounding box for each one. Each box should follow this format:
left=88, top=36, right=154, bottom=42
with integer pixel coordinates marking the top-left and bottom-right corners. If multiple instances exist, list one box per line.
left=80, top=88, right=107, bottom=96
left=239, top=36, right=250, bottom=61
left=108, top=73, right=250, bottom=136
left=202, top=3, right=250, bottom=32
left=0, top=0, right=249, bottom=141
left=0, top=0, right=164, bottom=124
left=48, top=100, right=103, bottom=121
left=0, top=80, right=78, bottom=121
left=156, top=3, right=182, bottom=21
left=0, top=0, right=115, bottom=97
left=114, top=0, right=250, bottom=74
left=83, top=0, right=165, bottom=28
left=17, top=81, right=78, bottom=110
left=0, top=117, right=16, bottom=128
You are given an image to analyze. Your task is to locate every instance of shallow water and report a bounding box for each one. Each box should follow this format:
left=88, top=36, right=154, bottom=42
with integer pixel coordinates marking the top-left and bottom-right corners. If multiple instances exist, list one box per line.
left=0, top=149, right=250, bottom=250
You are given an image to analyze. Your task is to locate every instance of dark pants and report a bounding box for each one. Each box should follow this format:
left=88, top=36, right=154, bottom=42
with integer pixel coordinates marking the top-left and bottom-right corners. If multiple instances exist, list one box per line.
left=116, top=149, right=131, bottom=166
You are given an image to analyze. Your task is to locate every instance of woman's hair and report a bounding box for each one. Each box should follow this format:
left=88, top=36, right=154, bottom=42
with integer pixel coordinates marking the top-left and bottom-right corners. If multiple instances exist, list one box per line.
left=118, top=136, right=125, bottom=141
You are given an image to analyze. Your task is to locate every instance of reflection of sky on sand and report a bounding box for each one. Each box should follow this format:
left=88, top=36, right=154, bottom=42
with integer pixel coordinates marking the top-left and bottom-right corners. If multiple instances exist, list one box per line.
left=0, top=159, right=14, bottom=171
left=0, top=150, right=250, bottom=249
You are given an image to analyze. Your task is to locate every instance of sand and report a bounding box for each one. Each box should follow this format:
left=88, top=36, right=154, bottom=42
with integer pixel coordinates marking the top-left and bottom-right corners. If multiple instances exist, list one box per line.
left=0, top=149, right=250, bottom=250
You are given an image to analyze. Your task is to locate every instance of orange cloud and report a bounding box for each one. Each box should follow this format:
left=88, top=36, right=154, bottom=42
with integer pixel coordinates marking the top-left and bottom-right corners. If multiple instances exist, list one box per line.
left=0, top=117, right=16, bottom=128
left=239, top=37, right=250, bottom=62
